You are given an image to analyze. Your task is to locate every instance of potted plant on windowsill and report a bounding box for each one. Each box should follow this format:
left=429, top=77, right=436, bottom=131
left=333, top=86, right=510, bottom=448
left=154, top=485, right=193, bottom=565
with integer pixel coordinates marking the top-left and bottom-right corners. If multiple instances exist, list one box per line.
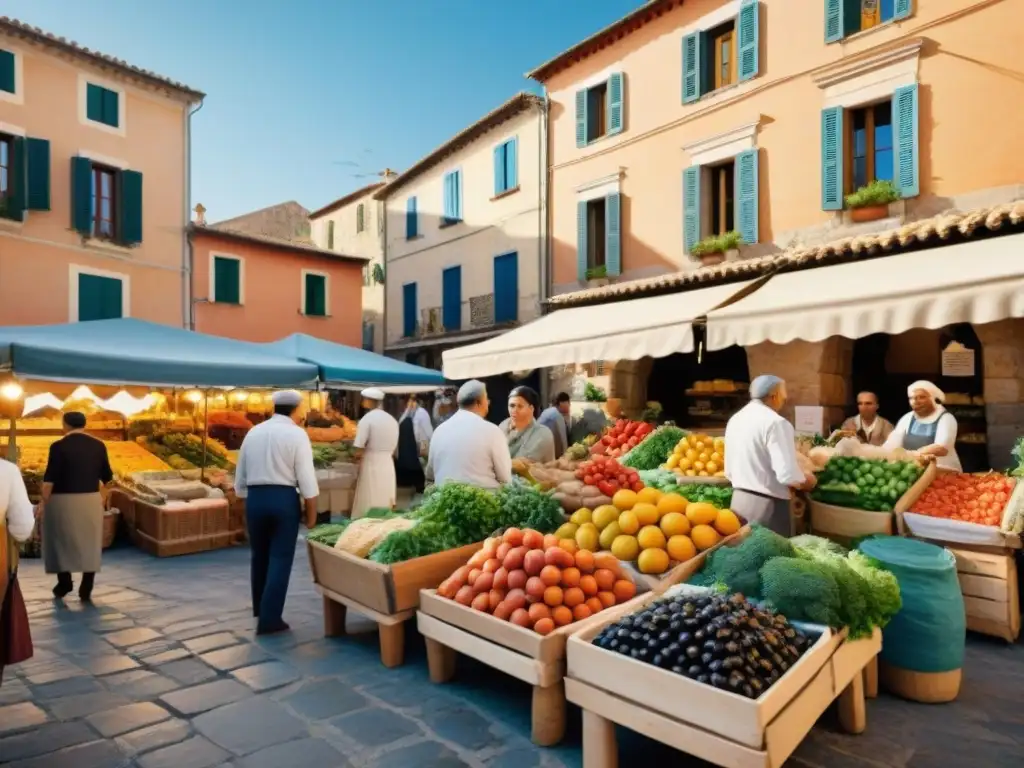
left=690, top=231, right=743, bottom=267
left=845, top=179, right=899, bottom=223
left=585, top=265, right=609, bottom=287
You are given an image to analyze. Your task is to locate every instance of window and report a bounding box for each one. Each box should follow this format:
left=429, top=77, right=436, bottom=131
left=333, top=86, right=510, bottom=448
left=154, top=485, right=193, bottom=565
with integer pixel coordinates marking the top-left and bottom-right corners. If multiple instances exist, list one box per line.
left=356, top=203, right=365, bottom=233
left=575, top=192, right=622, bottom=281
left=442, top=266, right=462, bottom=332
left=494, top=138, right=519, bottom=196
left=493, top=252, right=519, bottom=324
left=362, top=264, right=371, bottom=287
left=327, top=220, right=335, bottom=249
left=825, top=0, right=911, bottom=43
left=402, top=283, right=418, bottom=337
left=586, top=199, right=606, bottom=272
left=212, top=256, right=242, bottom=304
left=406, top=196, right=418, bottom=238
left=683, top=0, right=760, bottom=104
left=709, top=160, right=736, bottom=236
left=0, top=134, right=13, bottom=201
left=0, top=135, right=50, bottom=220
left=0, top=49, right=15, bottom=94
left=575, top=73, right=624, bottom=148
left=91, top=165, right=117, bottom=240
left=86, top=83, right=120, bottom=128
left=442, top=170, right=462, bottom=224
left=303, top=272, right=328, bottom=316
left=362, top=321, right=374, bottom=351
left=849, top=101, right=894, bottom=192
left=71, top=157, right=143, bottom=245
left=683, top=149, right=759, bottom=254
left=77, top=272, right=123, bottom=322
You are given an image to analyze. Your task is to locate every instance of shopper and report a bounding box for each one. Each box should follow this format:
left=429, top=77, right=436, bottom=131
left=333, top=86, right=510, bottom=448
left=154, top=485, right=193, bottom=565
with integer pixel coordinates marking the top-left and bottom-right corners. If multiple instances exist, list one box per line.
left=833, top=391, right=895, bottom=446
left=352, top=388, right=400, bottom=517
left=426, top=380, right=512, bottom=490
left=883, top=380, right=962, bottom=471
left=234, top=390, right=319, bottom=635
left=39, top=412, right=113, bottom=601
left=500, top=386, right=556, bottom=464
left=724, top=375, right=817, bottom=536
left=538, top=392, right=571, bottom=458
left=1, top=457, right=35, bottom=685
left=395, top=394, right=430, bottom=495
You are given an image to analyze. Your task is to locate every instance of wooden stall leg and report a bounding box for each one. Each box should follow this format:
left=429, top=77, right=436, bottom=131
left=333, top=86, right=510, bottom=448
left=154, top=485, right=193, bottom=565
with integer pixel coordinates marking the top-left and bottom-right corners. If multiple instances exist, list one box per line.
left=531, top=681, right=566, bottom=747
left=425, top=637, right=457, bottom=683
left=864, top=655, right=879, bottom=699
left=378, top=621, right=406, bottom=668
left=323, top=596, right=347, bottom=637
left=838, top=668, right=867, bottom=735
left=582, top=709, right=618, bottom=768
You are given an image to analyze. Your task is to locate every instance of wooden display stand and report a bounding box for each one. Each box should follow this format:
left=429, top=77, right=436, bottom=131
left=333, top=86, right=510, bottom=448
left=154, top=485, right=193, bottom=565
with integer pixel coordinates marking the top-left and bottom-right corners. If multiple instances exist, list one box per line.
left=949, top=545, right=1020, bottom=643
left=132, top=498, right=238, bottom=557
left=307, top=540, right=482, bottom=668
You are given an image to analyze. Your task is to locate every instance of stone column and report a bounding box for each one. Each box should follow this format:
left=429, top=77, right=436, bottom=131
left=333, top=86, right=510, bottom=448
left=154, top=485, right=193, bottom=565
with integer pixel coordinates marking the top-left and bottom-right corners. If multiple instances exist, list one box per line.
left=609, top=358, right=653, bottom=419
left=974, top=319, right=1024, bottom=468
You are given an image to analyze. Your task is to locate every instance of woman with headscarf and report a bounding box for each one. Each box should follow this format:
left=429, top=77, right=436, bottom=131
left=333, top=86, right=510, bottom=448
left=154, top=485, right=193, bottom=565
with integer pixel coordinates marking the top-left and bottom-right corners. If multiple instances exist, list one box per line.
left=499, top=386, right=556, bottom=464
left=883, top=380, right=961, bottom=471
left=395, top=394, right=431, bottom=494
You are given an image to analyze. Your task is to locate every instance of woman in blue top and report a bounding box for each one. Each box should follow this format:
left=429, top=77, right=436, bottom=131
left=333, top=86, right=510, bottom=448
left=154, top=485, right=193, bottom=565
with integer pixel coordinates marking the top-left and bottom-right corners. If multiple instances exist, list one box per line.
left=883, top=380, right=961, bottom=471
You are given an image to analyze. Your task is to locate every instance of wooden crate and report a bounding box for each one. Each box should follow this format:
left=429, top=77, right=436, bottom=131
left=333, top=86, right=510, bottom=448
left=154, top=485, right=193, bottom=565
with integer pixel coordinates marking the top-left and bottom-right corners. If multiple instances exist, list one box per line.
left=132, top=499, right=239, bottom=558
left=307, top=540, right=483, bottom=668
left=949, top=546, right=1021, bottom=643
left=102, top=510, right=119, bottom=549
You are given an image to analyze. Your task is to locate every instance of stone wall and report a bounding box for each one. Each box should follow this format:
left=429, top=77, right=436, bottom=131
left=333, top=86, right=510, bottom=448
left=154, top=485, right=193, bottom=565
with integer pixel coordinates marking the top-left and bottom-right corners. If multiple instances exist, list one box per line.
left=974, top=318, right=1024, bottom=469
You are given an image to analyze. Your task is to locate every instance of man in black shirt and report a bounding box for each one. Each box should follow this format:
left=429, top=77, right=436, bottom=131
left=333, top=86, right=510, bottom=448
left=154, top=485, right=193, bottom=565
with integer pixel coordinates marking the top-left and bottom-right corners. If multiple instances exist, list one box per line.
left=39, top=412, right=113, bottom=601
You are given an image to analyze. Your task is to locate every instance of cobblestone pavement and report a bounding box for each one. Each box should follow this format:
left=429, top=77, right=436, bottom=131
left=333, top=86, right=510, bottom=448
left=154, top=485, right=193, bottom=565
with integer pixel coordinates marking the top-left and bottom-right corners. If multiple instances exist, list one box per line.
left=1, top=541, right=1023, bottom=767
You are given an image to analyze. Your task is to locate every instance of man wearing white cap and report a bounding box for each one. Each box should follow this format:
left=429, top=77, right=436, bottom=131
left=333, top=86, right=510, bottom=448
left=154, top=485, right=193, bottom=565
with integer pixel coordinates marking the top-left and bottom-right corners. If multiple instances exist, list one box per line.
left=724, top=375, right=817, bottom=536
left=234, top=390, right=319, bottom=635
left=426, top=380, right=512, bottom=490
left=351, top=387, right=400, bottom=518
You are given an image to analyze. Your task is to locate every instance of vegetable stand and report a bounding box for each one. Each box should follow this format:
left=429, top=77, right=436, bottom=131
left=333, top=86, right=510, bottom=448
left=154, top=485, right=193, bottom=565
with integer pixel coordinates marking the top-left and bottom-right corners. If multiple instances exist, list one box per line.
left=307, top=540, right=483, bottom=667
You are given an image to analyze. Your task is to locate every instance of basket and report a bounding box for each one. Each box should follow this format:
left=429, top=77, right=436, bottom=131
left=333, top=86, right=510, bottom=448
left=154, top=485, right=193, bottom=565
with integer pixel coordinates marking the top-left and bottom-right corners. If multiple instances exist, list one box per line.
left=103, top=509, right=120, bottom=549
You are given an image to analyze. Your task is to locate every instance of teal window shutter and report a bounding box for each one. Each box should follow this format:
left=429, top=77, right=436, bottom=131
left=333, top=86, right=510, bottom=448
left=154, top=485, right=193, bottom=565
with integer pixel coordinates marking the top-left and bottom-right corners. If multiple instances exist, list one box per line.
left=442, top=266, right=462, bottom=331
left=25, top=138, right=50, bottom=211
left=605, top=193, right=621, bottom=277
left=893, top=0, right=912, bottom=20
left=70, top=156, right=93, bottom=235
left=406, top=197, right=417, bottom=238
left=305, top=273, right=327, bottom=316
left=118, top=170, right=143, bottom=245
left=78, top=274, right=123, bottom=321
left=454, top=170, right=463, bottom=220
left=683, top=166, right=701, bottom=253
left=0, top=49, right=15, bottom=94
left=403, top=283, right=417, bottom=337
left=103, top=88, right=119, bottom=127
left=737, top=0, right=760, bottom=82
left=825, top=0, right=861, bottom=43
left=820, top=106, right=844, bottom=210
left=575, top=89, right=587, bottom=148
left=576, top=201, right=588, bottom=281
left=506, top=138, right=518, bottom=190
left=735, top=149, right=759, bottom=245
left=4, top=136, right=26, bottom=222
left=893, top=83, right=920, bottom=198
left=493, top=144, right=503, bottom=196
left=213, top=257, right=241, bottom=304
left=443, top=172, right=453, bottom=220
left=682, top=33, right=702, bottom=104
left=607, top=73, right=624, bottom=135
left=493, top=252, right=519, bottom=323
left=86, top=83, right=104, bottom=122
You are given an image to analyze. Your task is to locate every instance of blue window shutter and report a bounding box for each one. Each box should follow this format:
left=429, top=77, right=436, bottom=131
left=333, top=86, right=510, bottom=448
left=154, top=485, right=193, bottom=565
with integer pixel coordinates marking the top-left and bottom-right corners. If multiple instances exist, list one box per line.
left=493, top=253, right=519, bottom=324
left=683, top=166, right=701, bottom=253
left=607, top=72, right=624, bottom=135
left=682, top=33, right=701, bottom=104
left=455, top=170, right=463, bottom=219
left=826, top=0, right=862, bottom=42
left=406, top=197, right=417, bottom=238
left=443, top=174, right=452, bottom=219
left=5, top=136, right=26, bottom=222
left=576, top=201, right=588, bottom=281
left=118, top=170, right=143, bottom=245
left=493, top=144, right=504, bottom=196
left=507, top=138, right=518, bottom=190
left=605, top=193, right=621, bottom=277
left=737, top=0, right=760, bottom=82
left=24, top=138, right=50, bottom=212
left=821, top=106, right=844, bottom=210
left=403, top=283, right=417, bottom=337
left=893, top=83, right=920, bottom=198
left=735, top=149, right=759, bottom=246
left=70, top=156, right=93, bottom=235
left=893, top=0, right=912, bottom=20
left=442, top=266, right=462, bottom=331
left=575, top=89, right=587, bottom=148
left=0, top=49, right=14, bottom=93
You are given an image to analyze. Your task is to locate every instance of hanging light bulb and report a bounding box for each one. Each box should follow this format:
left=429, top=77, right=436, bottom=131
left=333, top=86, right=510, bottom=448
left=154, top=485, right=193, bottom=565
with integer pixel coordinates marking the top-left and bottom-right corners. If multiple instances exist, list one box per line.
left=185, top=390, right=203, bottom=403
left=1, top=382, right=24, bottom=401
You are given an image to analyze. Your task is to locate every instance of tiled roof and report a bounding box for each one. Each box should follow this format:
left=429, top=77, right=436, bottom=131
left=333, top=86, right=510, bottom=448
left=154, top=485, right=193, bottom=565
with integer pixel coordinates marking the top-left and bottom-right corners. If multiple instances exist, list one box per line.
left=209, top=201, right=312, bottom=244
left=547, top=200, right=1024, bottom=308
left=375, top=92, right=544, bottom=200
left=0, top=17, right=205, bottom=99
left=309, top=182, right=386, bottom=220
left=189, top=225, right=368, bottom=264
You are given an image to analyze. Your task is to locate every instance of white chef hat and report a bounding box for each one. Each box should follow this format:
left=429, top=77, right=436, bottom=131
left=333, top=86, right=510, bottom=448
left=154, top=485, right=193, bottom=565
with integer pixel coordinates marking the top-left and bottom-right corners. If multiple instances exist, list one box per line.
left=271, top=390, right=303, bottom=407
left=361, top=387, right=385, bottom=401
left=907, top=380, right=945, bottom=404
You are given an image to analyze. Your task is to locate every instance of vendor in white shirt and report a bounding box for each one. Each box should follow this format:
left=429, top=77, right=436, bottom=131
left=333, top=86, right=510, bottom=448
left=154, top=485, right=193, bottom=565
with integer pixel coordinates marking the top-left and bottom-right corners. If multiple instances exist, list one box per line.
left=426, top=380, right=512, bottom=491
left=724, top=375, right=817, bottom=536
left=882, top=380, right=961, bottom=471
left=352, top=388, right=400, bottom=517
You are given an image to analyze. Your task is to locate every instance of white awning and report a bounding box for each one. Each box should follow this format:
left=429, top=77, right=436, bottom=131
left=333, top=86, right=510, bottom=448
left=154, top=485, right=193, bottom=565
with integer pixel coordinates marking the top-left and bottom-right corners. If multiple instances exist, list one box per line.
left=705, top=233, right=1024, bottom=350
left=442, top=279, right=757, bottom=380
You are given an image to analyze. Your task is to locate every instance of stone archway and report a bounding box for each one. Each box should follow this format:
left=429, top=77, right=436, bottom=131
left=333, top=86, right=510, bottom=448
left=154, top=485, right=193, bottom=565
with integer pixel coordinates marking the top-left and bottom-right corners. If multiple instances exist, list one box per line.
left=974, top=318, right=1024, bottom=468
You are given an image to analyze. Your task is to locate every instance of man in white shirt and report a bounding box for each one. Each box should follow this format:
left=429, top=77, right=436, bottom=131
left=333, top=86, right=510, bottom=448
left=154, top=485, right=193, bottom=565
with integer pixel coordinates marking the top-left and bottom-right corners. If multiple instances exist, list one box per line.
left=352, top=388, right=400, bottom=518
left=234, top=390, right=319, bottom=635
left=724, top=375, right=816, bottom=536
left=1, top=458, right=35, bottom=543
left=426, top=380, right=512, bottom=491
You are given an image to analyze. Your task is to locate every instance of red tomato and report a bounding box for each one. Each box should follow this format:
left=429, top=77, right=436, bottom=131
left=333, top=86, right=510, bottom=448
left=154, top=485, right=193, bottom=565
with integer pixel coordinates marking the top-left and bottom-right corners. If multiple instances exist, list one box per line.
left=598, top=481, right=616, bottom=497
left=632, top=481, right=644, bottom=492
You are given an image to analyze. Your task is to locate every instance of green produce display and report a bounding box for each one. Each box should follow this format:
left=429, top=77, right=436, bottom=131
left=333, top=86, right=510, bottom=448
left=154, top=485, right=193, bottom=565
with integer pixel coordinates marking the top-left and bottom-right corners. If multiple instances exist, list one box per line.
left=637, top=470, right=734, bottom=508
left=810, top=456, right=923, bottom=512
left=312, top=443, right=341, bottom=468
left=496, top=480, right=565, bottom=532
left=760, top=556, right=842, bottom=627
left=699, top=526, right=795, bottom=596
left=306, top=522, right=351, bottom=546
left=621, top=427, right=687, bottom=470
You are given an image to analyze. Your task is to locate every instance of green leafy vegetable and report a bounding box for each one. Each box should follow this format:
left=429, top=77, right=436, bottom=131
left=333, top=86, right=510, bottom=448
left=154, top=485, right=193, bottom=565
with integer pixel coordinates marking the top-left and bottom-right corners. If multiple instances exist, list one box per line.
left=496, top=481, right=564, bottom=533
left=306, top=522, right=351, bottom=547
left=621, top=427, right=687, bottom=470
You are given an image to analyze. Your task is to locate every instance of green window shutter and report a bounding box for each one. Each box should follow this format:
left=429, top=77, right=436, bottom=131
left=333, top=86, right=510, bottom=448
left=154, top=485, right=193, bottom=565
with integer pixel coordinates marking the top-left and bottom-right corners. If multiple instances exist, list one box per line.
left=607, top=73, right=624, bottom=136
left=576, top=200, right=588, bottom=281
left=357, top=204, right=365, bottom=232
left=25, top=138, right=51, bottom=211
left=213, top=257, right=240, bottom=304
left=682, top=32, right=702, bottom=104
left=820, top=106, right=844, bottom=210
left=683, top=166, right=701, bottom=253
left=103, top=89, right=119, bottom=127
left=305, top=274, right=326, bottom=316
left=893, top=0, right=912, bottom=20
left=893, top=84, right=920, bottom=198
left=86, top=83, right=104, bottom=122
left=735, top=149, right=759, bottom=245
left=118, top=170, right=143, bottom=245
left=78, top=274, right=122, bottom=321
left=104, top=277, right=123, bottom=319
left=575, top=89, right=587, bottom=148
left=5, top=136, right=26, bottom=222
left=327, top=220, right=335, bottom=249
left=605, top=193, right=621, bottom=277
left=70, top=156, right=93, bottom=235
left=0, top=49, right=14, bottom=94
left=737, top=0, right=760, bottom=82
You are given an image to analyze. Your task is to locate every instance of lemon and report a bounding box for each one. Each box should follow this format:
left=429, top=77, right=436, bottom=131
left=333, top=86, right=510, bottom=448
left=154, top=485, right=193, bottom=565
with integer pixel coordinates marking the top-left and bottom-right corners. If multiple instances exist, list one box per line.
left=666, top=535, right=697, bottom=562
left=612, top=489, right=639, bottom=510
left=664, top=454, right=680, bottom=469
left=636, top=487, right=663, bottom=505
left=610, top=534, right=640, bottom=561
left=598, top=521, right=622, bottom=550
left=637, top=547, right=670, bottom=575
left=660, top=511, right=691, bottom=537
left=685, top=502, right=719, bottom=526
left=617, top=510, right=640, bottom=535
left=678, top=457, right=693, bottom=471
left=690, top=524, right=721, bottom=551
left=705, top=461, right=719, bottom=474
left=575, top=523, right=600, bottom=552
left=685, top=469, right=697, bottom=477
left=710, top=451, right=722, bottom=463
left=632, top=502, right=659, bottom=527
left=637, top=525, right=667, bottom=550
left=570, top=508, right=593, bottom=526
left=714, top=509, right=742, bottom=536
left=555, top=522, right=579, bottom=540
left=592, top=505, right=620, bottom=530
left=656, top=494, right=688, bottom=517
left=684, top=449, right=697, bottom=461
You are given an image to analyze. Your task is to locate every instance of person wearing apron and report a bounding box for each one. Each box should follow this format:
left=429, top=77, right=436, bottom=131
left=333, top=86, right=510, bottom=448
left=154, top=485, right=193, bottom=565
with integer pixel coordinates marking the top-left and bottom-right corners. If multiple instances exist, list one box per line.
left=351, top=388, right=400, bottom=518
left=883, top=380, right=962, bottom=471
left=724, top=375, right=817, bottom=536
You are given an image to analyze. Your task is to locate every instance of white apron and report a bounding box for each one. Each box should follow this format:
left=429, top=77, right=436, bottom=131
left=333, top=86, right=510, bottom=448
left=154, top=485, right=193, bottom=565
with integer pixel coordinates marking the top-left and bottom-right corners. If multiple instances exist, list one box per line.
left=351, top=451, right=397, bottom=519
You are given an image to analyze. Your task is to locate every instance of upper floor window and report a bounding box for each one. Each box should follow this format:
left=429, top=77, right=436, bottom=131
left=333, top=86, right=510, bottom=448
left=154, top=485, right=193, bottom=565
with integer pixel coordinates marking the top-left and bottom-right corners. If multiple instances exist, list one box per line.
left=683, top=149, right=759, bottom=256
left=406, top=196, right=418, bottom=238
left=825, top=0, right=911, bottom=43
left=86, top=83, right=120, bottom=128
left=575, top=192, right=621, bottom=281
left=849, top=101, right=894, bottom=193
left=327, top=220, right=335, bottom=249
left=442, top=170, right=463, bottom=225
left=575, top=73, right=624, bottom=148
left=303, top=271, right=328, bottom=317
left=683, top=0, right=760, bottom=104
left=0, top=49, right=16, bottom=95
left=91, top=165, right=117, bottom=240
left=71, top=156, right=143, bottom=245
left=0, top=134, right=13, bottom=201
left=212, top=255, right=242, bottom=304
left=0, top=135, right=51, bottom=221
left=356, top=203, right=366, bottom=233
left=494, top=138, right=519, bottom=196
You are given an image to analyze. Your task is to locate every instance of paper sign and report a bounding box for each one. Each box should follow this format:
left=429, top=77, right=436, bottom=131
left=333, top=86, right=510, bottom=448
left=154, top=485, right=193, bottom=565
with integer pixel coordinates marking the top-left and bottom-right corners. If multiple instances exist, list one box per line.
left=794, top=406, right=826, bottom=436
left=941, top=343, right=975, bottom=377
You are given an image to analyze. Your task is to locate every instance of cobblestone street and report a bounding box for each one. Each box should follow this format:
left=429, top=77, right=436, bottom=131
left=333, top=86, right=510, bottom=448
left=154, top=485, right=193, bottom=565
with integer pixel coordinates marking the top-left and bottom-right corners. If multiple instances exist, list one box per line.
left=1, top=541, right=1023, bottom=767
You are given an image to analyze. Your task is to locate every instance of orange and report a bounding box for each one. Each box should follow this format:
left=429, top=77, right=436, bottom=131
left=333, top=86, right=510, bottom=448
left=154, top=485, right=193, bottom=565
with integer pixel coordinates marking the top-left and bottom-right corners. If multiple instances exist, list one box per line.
left=660, top=512, right=690, bottom=537
left=666, top=535, right=697, bottom=562
left=690, top=524, right=722, bottom=551
left=656, top=493, right=688, bottom=517
left=636, top=487, right=663, bottom=505
left=713, top=509, right=742, bottom=536
left=685, top=502, right=719, bottom=526
left=617, top=510, right=640, bottom=535
left=612, top=489, right=638, bottom=511
left=637, top=548, right=670, bottom=575
left=632, top=502, right=659, bottom=527
left=636, top=525, right=667, bottom=551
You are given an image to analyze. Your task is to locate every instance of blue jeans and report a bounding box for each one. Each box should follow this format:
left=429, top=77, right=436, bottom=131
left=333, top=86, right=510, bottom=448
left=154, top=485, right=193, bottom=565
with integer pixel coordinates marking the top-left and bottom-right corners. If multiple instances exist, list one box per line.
left=245, top=485, right=300, bottom=629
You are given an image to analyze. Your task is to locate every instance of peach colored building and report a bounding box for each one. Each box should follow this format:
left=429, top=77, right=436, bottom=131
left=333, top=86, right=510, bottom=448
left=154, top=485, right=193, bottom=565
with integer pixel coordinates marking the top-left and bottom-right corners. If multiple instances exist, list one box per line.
left=189, top=220, right=367, bottom=347
left=0, top=19, right=203, bottom=327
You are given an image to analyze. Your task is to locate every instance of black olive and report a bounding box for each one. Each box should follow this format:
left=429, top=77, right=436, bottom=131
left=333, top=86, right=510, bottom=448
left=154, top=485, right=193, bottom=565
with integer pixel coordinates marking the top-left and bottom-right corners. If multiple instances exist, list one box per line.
left=741, top=637, right=754, bottom=649
left=708, top=659, right=724, bottom=673
left=651, top=653, right=664, bottom=667
left=687, top=664, right=704, bottom=677
left=778, top=660, right=790, bottom=673
left=723, top=656, right=743, bottom=671
left=669, top=619, right=682, bottom=632
left=742, top=683, right=755, bottom=698
left=701, top=651, right=715, bottom=665
left=710, top=673, right=729, bottom=689
left=630, top=631, right=643, bottom=641
left=630, top=648, right=641, bottom=659
left=658, top=630, right=672, bottom=643
left=678, top=631, right=693, bottom=645
left=670, top=665, right=685, bottom=675
left=703, top=639, right=717, bottom=653
left=636, top=648, right=649, bottom=661
left=686, top=645, right=700, bottom=660
left=694, top=629, right=706, bottom=642
left=697, top=674, right=710, bottom=685
left=772, top=652, right=785, bottom=667
left=617, top=644, right=631, bottom=655
left=683, top=617, right=700, bottom=628
left=743, top=664, right=758, bottom=678
left=616, top=628, right=630, bottom=639
left=724, top=641, right=740, bottom=655
left=608, top=638, right=619, bottom=650
left=758, top=658, right=774, bottom=673
left=666, top=642, right=681, bottom=656
left=750, top=678, right=765, bottom=693
left=716, top=628, right=733, bottom=640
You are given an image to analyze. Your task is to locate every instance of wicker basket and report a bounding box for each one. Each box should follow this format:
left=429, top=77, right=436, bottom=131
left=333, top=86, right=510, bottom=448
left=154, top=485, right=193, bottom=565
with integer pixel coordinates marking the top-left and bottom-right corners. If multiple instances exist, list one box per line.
left=103, top=509, right=120, bottom=549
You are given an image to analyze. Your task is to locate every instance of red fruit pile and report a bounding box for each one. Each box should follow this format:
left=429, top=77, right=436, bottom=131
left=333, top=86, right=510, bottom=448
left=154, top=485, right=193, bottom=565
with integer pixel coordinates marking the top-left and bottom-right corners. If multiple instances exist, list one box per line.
left=590, top=419, right=654, bottom=458
left=575, top=456, right=643, bottom=498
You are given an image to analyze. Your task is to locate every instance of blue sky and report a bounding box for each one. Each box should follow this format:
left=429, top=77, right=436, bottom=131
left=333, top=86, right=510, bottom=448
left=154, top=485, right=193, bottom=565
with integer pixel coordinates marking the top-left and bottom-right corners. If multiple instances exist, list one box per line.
left=7, top=0, right=640, bottom=221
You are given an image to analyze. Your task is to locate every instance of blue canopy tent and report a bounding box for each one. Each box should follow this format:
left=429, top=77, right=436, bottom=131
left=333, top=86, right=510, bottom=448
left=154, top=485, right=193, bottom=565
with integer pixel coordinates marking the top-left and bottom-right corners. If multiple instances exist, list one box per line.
left=0, top=318, right=318, bottom=388
left=262, top=333, right=446, bottom=387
